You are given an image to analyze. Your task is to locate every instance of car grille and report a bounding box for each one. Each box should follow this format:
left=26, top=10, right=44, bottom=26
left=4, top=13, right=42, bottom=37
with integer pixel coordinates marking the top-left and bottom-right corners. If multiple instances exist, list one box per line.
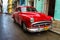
left=32, top=21, right=52, bottom=27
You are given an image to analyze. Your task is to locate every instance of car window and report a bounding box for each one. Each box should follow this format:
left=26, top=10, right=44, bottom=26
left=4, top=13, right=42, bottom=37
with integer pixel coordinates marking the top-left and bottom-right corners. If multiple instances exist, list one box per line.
left=32, top=8, right=37, bottom=12
left=27, top=7, right=32, bottom=11
left=21, top=7, right=27, bottom=12
left=15, top=7, right=21, bottom=12
left=20, top=7, right=37, bottom=12
left=27, top=7, right=37, bottom=12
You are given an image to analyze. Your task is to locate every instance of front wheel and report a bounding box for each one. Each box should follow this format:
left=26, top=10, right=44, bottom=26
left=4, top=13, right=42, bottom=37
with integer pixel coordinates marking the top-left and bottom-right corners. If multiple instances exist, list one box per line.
left=22, top=22, right=28, bottom=32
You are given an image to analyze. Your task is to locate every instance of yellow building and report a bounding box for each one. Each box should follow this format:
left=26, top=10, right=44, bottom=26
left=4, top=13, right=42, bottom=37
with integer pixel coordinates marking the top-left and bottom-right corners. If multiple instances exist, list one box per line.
left=8, top=0, right=12, bottom=14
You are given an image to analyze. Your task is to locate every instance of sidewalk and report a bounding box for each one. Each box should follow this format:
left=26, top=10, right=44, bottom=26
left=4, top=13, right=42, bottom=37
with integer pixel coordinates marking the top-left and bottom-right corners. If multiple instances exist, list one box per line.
left=50, top=20, right=60, bottom=34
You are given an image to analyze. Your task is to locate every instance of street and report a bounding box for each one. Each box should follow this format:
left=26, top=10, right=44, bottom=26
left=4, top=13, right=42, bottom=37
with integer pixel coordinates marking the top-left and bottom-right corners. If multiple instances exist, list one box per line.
left=0, top=14, right=60, bottom=40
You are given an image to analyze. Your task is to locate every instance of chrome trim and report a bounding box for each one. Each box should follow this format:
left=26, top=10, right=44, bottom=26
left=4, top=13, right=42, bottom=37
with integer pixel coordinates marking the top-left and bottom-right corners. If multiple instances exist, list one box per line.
left=32, top=21, right=51, bottom=25
left=27, top=26, right=52, bottom=32
left=27, top=28, right=44, bottom=32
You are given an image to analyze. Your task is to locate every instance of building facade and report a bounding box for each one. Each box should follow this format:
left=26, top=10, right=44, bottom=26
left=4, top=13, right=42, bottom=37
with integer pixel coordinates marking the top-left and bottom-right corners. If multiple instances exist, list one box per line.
left=8, top=0, right=13, bottom=14
left=54, top=0, right=60, bottom=20
left=51, top=0, right=60, bottom=34
left=9, top=0, right=56, bottom=17
left=0, top=0, right=2, bottom=13
left=25, top=0, right=49, bottom=15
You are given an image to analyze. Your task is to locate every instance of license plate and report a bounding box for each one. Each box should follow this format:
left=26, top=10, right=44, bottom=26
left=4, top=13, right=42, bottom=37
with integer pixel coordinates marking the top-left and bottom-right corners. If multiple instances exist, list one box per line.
left=38, top=28, right=40, bottom=31
left=44, top=26, right=48, bottom=30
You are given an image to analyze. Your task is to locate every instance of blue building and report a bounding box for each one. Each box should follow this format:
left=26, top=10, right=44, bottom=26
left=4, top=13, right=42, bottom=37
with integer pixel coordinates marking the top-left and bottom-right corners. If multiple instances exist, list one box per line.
left=20, top=0, right=25, bottom=6
left=54, top=0, right=60, bottom=20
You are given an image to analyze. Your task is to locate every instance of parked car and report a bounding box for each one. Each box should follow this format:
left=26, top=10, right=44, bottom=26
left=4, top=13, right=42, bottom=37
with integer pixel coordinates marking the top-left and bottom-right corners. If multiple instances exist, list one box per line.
left=12, top=6, right=53, bottom=32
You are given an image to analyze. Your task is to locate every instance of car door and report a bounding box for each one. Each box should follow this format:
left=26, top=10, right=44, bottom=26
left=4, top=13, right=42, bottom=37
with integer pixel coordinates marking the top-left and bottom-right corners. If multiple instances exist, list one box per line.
left=14, top=7, right=21, bottom=23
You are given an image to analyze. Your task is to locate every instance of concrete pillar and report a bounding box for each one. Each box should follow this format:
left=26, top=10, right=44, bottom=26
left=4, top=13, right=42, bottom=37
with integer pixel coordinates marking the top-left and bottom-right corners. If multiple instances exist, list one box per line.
left=25, top=0, right=28, bottom=6
left=43, top=0, right=49, bottom=15
left=27, top=0, right=31, bottom=6
left=34, top=0, right=37, bottom=8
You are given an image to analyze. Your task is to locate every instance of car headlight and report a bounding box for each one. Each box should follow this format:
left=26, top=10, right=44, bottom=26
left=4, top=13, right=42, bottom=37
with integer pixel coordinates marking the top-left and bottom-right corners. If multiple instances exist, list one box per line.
left=51, top=17, right=53, bottom=21
left=30, top=18, right=34, bottom=23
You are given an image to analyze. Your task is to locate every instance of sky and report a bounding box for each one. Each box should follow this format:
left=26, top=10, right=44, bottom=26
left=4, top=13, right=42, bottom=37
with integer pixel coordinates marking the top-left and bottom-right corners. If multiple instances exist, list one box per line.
left=3, top=0, right=8, bottom=13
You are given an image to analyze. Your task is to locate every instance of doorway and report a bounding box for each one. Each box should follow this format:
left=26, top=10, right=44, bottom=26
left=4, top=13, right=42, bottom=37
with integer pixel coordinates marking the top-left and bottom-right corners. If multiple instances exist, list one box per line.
left=29, top=0, right=34, bottom=6
left=48, top=0, right=56, bottom=17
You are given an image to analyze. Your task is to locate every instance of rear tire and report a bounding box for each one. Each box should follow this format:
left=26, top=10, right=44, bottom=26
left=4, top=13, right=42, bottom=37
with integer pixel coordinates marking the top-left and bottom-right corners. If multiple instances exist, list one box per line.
left=13, top=18, right=16, bottom=23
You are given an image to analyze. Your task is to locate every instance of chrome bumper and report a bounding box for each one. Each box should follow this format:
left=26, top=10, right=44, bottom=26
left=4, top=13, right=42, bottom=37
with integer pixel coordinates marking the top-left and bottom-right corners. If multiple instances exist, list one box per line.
left=27, top=21, right=52, bottom=32
left=27, top=26, right=52, bottom=32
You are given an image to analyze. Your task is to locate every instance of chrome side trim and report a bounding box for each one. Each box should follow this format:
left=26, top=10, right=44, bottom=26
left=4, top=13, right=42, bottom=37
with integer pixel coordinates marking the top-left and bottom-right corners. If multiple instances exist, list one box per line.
left=32, top=21, right=51, bottom=25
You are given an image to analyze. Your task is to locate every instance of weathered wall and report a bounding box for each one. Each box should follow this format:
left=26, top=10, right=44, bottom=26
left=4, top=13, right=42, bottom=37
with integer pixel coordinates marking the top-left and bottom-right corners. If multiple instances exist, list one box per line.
left=54, top=0, right=60, bottom=20
left=36, top=0, right=44, bottom=12
left=0, top=0, right=2, bottom=13
left=8, top=0, right=12, bottom=14
left=20, top=0, right=25, bottom=6
left=43, top=0, right=49, bottom=15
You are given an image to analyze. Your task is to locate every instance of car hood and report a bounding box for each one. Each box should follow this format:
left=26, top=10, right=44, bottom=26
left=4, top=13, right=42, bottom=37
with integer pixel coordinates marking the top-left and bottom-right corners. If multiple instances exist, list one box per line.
left=22, top=12, right=51, bottom=22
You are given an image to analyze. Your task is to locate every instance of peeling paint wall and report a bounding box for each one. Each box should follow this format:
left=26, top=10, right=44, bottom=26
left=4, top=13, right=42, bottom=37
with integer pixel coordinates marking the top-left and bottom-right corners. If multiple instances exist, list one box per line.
left=36, top=0, right=44, bottom=12
left=20, top=0, right=25, bottom=6
left=54, top=0, right=60, bottom=20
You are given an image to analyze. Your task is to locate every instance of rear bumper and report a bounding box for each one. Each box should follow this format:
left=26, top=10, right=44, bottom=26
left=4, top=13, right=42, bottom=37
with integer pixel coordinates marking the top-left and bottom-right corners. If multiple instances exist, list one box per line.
left=27, top=26, right=52, bottom=32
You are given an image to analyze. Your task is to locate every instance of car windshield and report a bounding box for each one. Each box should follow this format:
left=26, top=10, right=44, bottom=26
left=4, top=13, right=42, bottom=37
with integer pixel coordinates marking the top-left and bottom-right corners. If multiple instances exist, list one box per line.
left=21, top=7, right=37, bottom=12
left=21, top=7, right=26, bottom=12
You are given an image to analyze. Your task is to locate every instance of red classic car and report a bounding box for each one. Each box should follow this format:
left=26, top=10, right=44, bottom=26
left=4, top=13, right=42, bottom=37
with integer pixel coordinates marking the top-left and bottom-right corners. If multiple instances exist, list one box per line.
left=12, top=6, right=53, bottom=32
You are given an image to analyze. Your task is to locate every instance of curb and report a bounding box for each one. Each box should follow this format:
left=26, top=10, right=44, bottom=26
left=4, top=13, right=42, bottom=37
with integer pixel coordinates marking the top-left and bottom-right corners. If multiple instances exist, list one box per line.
left=50, top=29, right=60, bottom=34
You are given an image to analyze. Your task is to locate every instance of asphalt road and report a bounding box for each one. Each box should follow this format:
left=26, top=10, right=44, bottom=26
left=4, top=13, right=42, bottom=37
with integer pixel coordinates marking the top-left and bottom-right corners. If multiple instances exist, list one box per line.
left=0, top=14, right=60, bottom=40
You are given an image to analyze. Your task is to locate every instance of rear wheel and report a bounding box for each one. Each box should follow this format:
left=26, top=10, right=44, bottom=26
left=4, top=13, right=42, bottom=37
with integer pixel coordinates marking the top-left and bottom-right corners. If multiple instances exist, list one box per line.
left=13, top=17, right=16, bottom=23
left=13, top=18, right=16, bottom=23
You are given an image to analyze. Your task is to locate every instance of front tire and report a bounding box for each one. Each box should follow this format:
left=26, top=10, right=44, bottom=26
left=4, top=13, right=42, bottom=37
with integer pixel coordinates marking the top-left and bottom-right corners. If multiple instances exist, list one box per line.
left=22, top=22, right=28, bottom=32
